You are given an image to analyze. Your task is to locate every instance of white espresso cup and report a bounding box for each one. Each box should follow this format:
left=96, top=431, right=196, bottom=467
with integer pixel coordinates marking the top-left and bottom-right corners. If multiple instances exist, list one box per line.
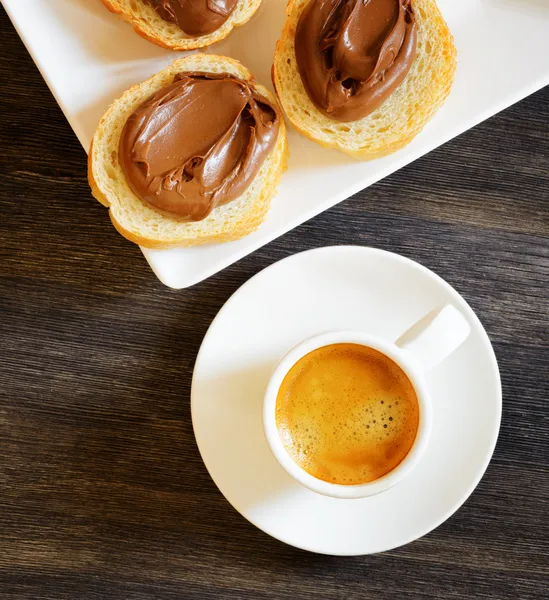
left=263, top=305, right=471, bottom=499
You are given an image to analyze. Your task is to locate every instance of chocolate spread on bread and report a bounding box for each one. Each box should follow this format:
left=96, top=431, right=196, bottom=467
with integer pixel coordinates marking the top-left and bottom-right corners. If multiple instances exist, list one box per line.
left=118, top=72, right=280, bottom=221
left=295, top=0, right=417, bottom=122
left=144, top=0, right=237, bottom=37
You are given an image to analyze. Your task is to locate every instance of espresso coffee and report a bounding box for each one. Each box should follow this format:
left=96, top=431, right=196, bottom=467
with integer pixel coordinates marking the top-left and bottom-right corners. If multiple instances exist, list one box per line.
left=275, top=344, right=419, bottom=485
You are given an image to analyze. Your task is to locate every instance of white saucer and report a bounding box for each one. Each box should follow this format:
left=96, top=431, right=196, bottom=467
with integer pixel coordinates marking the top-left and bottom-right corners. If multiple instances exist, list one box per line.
left=191, top=247, right=502, bottom=555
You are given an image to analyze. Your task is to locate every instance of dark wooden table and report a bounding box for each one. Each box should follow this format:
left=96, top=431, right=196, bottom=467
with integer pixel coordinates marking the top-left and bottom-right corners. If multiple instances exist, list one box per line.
left=1, top=7, right=548, bottom=599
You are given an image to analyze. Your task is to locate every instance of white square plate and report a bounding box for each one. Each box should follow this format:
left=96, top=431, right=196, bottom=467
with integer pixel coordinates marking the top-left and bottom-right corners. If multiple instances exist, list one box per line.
left=4, top=0, right=549, bottom=288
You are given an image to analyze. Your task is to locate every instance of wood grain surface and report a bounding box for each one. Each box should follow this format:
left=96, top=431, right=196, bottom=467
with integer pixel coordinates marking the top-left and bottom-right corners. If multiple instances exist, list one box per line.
left=1, top=6, right=548, bottom=599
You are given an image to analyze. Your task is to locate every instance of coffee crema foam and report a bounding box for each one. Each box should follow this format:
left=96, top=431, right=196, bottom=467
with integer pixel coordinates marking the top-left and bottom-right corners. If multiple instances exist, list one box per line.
left=275, top=344, right=419, bottom=485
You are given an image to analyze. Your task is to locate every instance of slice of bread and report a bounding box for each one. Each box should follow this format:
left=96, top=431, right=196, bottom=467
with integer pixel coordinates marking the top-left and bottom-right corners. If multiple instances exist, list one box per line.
left=101, top=0, right=262, bottom=50
left=89, top=54, right=288, bottom=249
left=272, top=0, right=456, bottom=159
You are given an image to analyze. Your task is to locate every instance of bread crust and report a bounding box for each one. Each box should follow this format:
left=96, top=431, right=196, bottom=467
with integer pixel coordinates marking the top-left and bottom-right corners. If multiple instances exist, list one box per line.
left=100, top=0, right=262, bottom=51
left=88, top=54, right=288, bottom=249
left=272, top=0, right=457, bottom=159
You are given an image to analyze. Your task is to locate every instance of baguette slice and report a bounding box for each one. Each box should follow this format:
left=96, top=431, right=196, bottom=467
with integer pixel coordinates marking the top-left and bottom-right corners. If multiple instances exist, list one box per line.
left=101, top=0, right=262, bottom=50
left=89, top=54, right=288, bottom=249
left=272, top=0, right=456, bottom=159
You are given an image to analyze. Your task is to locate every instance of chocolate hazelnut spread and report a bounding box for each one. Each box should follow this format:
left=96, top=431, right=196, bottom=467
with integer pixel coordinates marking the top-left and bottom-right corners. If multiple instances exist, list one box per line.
left=295, top=0, right=417, bottom=122
left=144, top=0, right=237, bottom=37
left=118, top=72, right=280, bottom=221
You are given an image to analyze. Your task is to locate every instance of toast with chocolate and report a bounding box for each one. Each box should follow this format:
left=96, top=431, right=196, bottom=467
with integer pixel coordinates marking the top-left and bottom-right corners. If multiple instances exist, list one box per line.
left=89, top=54, right=288, bottom=248
left=101, top=0, right=262, bottom=50
left=272, top=0, right=456, bottom=159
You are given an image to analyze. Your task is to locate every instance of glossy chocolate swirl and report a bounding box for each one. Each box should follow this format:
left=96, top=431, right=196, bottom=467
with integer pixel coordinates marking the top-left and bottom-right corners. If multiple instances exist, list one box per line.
left=295, top=0, right=417, bottom=122
left=119, top=72, right=280, bottom=221
left=144, top=0, right=237, bottom=37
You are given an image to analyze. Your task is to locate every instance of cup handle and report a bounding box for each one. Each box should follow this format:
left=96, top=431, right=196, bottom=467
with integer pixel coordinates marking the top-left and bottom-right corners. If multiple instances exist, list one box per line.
left=395, top=305, right=471, bottom=373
